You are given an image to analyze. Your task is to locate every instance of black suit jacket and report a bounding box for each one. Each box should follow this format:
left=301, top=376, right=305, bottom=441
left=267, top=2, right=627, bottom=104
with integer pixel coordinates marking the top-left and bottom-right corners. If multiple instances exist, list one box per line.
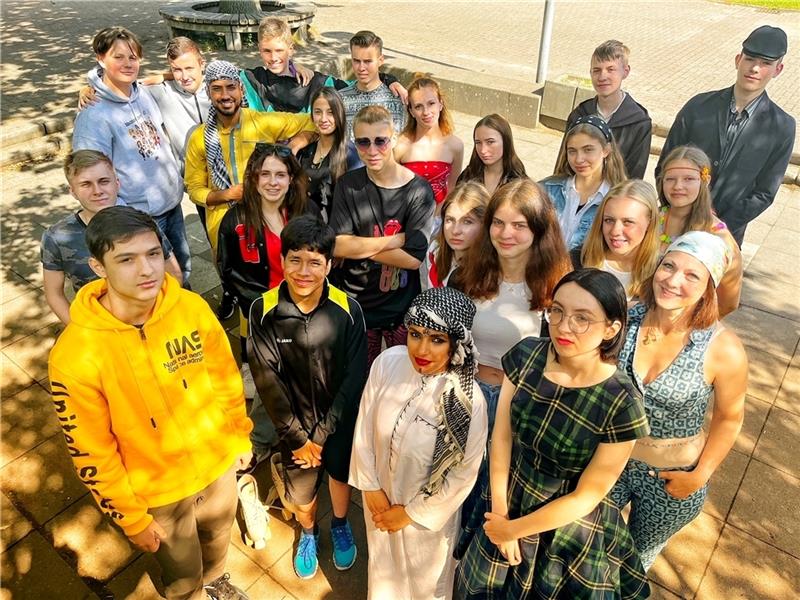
left=656, top=86, right=795, bottom=243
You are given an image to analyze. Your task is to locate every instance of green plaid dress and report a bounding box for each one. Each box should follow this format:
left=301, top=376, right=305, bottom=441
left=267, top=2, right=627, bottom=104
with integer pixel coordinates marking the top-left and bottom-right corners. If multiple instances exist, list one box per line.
left=454, top=338, right=651, bottom=599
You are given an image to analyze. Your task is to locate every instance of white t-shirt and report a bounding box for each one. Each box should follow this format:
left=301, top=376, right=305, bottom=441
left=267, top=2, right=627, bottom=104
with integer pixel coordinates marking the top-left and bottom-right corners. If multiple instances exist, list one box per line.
left=472, top=281, right=542, bottom=370
left=602, top=260, right=634, bottom=299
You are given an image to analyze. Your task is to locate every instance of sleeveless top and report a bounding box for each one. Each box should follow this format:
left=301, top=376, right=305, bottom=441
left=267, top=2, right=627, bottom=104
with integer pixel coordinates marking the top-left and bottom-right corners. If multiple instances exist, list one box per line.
left=402, top=160, right=452, bottom=204
left=618, top=303, right=716, bottom=439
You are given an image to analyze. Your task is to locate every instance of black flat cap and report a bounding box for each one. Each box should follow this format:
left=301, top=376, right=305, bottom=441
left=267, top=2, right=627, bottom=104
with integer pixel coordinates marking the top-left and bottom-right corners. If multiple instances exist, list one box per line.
left=742, top=26, right=787, bottom=60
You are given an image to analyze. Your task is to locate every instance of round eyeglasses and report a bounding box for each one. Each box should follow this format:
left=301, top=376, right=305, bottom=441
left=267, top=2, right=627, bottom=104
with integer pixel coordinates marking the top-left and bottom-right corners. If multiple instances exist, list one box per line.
left=544, top=307, right=607, bottom=334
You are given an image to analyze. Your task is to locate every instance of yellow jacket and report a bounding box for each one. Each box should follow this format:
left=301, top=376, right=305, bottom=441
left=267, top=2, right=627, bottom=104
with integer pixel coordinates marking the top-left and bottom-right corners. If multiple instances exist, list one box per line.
left=48, top=274, right=252, bottom=536
left=184, top=108, right=315, bottom=251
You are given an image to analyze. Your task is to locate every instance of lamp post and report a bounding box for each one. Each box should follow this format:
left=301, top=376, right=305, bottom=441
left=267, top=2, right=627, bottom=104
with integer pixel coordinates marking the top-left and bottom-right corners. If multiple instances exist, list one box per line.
left=536, top=0, right=556, bottom=84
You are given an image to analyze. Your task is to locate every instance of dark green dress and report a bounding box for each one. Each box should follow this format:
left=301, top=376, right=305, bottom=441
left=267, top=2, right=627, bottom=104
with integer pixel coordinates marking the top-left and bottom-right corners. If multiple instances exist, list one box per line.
left=454, top=338, right=651, bottom=599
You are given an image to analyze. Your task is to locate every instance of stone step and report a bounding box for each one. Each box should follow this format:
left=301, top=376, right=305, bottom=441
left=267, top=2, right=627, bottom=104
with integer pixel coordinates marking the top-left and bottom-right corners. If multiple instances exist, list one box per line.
left=0, top=130, right=70, bottom=169
left=0, top=117, right=71, bottom=148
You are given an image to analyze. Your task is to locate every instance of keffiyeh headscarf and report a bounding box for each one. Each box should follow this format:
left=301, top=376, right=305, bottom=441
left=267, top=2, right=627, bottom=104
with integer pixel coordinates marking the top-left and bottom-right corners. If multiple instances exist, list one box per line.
left=204, top=60, right=248, bottom=191
left=664, top=230, right=730, bottom=287
left=404, top=287, right=478, bottom=496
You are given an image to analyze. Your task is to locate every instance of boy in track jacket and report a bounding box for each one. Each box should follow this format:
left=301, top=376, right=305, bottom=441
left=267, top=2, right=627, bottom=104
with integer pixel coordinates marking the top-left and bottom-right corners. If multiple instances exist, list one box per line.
left=247, top=215, right=368, bottom=580
left=564, top=40, right=652, bottom=179
left=48, top=206, right=252, bottom=600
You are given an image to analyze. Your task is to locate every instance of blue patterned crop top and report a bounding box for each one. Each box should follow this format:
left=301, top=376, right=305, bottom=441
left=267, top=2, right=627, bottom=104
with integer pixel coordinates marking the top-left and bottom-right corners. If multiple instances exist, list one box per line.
left=618, top=303, right=716, bottom=439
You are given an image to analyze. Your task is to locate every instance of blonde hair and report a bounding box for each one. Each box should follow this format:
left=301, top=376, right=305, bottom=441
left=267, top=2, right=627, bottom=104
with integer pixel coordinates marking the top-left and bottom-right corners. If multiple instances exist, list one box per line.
left=258, top=17, right=293, bottom=45
left=402, top=77, right=454, bottom=137
left=592, top=39, right=630, bottom=67
left=353, top=105, right=393, bottom=132
left=581, top=179, right=660, bottom=297
left=657, top=145, right=715, bottom=234
left=64, top=150, right=114, bottom=182
left=165, top=36, right=202, bottom=61
left=435, top=182, right=491, bottom=277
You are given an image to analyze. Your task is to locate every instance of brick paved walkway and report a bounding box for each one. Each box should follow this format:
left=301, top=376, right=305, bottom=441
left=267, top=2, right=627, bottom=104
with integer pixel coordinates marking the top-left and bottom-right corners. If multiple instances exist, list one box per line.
left=2, top=2, right=799, bottom=598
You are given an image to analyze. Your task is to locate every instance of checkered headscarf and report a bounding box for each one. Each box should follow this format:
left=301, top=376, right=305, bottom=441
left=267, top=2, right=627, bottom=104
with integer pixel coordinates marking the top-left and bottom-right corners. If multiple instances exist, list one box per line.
left=404, top=287, right=478, bottom=496
left=204, top=60, right=247, bottom=190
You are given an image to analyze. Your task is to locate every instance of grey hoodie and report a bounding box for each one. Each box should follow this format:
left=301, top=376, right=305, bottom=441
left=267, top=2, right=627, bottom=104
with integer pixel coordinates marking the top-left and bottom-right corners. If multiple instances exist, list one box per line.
left=147, top=80, right=211, bottom=173
left=73, top=70, right=183, bottom=216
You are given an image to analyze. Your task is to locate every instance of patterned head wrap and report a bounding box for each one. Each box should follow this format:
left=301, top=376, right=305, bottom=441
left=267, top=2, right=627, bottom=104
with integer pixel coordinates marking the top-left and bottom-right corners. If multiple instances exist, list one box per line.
left=664, top=230, right=730, bottom=287
left=569, top=114, right=613, bottom=143
left=404, top=287, right=478, bottom=496
left=203, top=60, right=247, bottom=191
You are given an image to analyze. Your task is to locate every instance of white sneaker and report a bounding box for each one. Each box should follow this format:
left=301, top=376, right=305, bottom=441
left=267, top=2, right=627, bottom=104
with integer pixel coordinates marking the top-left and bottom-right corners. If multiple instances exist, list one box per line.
left=237, top=474, right=269, bottom=550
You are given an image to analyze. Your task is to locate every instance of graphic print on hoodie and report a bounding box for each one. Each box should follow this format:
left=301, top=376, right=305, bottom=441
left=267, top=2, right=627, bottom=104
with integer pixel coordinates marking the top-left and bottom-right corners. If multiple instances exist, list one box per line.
left=72, top=68, right=183, bottom=217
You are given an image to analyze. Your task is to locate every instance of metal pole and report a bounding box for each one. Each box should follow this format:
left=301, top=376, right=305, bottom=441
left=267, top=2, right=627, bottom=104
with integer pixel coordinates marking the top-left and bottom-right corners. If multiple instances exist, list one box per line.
left=536, top=0, right=556, bottom=84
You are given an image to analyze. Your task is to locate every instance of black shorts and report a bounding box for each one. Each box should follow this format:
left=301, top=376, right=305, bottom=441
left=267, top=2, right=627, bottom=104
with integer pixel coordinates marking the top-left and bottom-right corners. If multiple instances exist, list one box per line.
left=279, top=412, right=357, bottom=506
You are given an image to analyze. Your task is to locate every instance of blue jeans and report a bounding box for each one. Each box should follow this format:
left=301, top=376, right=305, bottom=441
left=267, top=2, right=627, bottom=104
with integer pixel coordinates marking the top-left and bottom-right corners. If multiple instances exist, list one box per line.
left=461, top=379, right=502, bottom=527
left=154, top=203, right=191, bottom=284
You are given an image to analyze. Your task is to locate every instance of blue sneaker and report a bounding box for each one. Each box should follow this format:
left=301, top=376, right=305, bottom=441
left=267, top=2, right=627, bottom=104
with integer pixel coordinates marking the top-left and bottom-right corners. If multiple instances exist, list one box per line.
left=293, top=531, right=319, bottom=579
left=330, top=521, right=357, bottom=570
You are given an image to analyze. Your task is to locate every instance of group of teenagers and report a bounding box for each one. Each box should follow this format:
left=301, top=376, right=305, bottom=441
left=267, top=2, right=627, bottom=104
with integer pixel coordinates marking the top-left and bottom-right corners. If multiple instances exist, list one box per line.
left=42, top=14, right=794, bottom=600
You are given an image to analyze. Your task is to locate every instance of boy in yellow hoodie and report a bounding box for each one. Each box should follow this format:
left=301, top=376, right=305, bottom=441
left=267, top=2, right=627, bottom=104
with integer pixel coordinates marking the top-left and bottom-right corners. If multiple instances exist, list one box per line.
left=48, top=206, right=253, bottom=600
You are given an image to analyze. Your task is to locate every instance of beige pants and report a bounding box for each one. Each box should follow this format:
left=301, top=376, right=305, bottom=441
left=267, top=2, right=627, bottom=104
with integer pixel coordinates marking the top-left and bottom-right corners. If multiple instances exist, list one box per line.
left=151, top=466, right=238, bottom=600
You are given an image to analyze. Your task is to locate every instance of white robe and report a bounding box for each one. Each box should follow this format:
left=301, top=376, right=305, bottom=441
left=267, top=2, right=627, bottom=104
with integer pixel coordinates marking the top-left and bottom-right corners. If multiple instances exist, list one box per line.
left=349, top=346, right=488, bottom=600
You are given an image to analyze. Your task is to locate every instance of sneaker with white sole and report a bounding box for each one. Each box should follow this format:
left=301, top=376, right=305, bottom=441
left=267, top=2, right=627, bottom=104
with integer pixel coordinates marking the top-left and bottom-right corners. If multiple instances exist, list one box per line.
left=236, top=474, right=269, bottom=550
left=204, top=573, right=249, bottom=600
left=330, top=520, right=357, bottom=570
left=293, top=531, right=319, bottom=579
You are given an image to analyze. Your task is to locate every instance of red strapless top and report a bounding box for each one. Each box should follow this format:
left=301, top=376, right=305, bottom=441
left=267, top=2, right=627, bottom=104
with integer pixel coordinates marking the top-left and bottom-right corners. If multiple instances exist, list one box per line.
left=403, top=161, right=452, bottom=204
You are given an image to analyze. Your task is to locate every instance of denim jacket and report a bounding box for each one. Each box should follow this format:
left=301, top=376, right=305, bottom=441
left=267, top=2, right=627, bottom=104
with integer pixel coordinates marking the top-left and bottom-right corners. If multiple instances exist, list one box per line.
left=542, top=176, right=610, bottom=250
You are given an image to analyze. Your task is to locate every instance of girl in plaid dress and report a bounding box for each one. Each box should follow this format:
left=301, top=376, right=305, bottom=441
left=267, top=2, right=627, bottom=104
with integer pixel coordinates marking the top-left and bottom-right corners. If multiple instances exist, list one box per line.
left=454, top=269, right=651, bottom=599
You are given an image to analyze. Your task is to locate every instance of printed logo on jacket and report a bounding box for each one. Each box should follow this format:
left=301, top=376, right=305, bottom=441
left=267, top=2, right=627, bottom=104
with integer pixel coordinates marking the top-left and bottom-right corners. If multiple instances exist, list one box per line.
left=164, top=330, right=204, bottom=373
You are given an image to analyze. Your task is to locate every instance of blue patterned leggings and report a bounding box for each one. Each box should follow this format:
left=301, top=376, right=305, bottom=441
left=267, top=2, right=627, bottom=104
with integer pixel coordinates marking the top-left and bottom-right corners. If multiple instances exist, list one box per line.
left=609, top=459, right=708, bottom=570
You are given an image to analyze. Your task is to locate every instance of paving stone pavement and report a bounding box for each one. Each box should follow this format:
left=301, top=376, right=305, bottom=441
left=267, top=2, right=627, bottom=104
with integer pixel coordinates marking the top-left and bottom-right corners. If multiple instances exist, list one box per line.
left=2, top=1, right=800, bottom=598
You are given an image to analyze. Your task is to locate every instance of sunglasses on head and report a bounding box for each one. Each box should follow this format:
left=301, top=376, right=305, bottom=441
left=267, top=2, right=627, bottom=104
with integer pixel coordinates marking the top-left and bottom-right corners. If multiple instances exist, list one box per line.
left=354, top=136, right=392, bottom=150
left=255, top=143, right=292, bottom=157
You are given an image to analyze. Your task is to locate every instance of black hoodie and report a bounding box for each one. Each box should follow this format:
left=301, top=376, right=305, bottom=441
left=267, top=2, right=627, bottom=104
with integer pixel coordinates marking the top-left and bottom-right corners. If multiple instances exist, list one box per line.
left=566, top=93, right=652, bottom=179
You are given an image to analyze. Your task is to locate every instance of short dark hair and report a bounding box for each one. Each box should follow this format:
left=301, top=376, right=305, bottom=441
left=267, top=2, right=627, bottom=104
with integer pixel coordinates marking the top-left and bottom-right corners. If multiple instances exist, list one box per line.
left=92, top=26, right=143, bottom=58
left=280, top=215, right=335, bottom=261
left=85, top=206, right=162, bottom=263
left=350, top=30, right=383, bottom=53
left=550, top=268, right=628, bottom=362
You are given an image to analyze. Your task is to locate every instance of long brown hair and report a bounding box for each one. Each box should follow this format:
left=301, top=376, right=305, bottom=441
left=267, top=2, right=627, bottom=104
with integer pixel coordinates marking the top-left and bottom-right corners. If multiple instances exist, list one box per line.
left=310, top=87, right=349, bottom=181
left=580, top=179, right=660, bottom=298
left=552, top=123, right=627, bottom=186
left=456, top=178, right=571, bottom=310
left=657, top=145, right=715, bottom=234
left=239, top=145, right=309, bottom=236
left=435, top=181, right=490, bottom=277
left=459, top=114, right=527, bottom=184
left=402, top=77, right=454, bottom=137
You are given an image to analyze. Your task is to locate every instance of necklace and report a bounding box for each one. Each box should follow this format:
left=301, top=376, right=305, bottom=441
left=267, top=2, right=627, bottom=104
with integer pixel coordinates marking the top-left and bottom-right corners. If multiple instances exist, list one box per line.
left=312, top=144, right=330, bottom=168
left=642, top=326, right=662, bottom=345
left=659, top=206, right=672, bottom=245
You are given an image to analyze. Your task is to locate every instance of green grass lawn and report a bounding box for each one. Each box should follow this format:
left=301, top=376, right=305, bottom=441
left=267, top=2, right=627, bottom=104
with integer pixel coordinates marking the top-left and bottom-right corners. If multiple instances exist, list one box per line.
left=722, top=0, right=800, bottom=10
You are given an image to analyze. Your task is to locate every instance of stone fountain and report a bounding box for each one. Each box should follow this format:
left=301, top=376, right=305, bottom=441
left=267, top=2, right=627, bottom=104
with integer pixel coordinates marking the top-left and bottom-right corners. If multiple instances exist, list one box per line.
left=159, top=0, right=315, bottom=51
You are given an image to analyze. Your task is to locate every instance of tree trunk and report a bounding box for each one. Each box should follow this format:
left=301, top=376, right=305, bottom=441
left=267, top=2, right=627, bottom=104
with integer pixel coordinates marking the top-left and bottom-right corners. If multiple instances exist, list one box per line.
left=218, top=0, right=261, bottom=14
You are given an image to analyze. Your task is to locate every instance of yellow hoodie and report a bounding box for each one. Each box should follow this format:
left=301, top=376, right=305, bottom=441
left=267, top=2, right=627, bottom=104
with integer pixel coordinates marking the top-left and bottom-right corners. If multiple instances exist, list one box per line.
left=48, top=274, right=252, bottom=536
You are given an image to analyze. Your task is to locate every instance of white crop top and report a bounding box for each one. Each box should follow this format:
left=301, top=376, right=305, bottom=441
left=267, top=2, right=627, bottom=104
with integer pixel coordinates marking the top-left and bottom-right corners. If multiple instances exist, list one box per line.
left=472, top=281, right=542, bottom=370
